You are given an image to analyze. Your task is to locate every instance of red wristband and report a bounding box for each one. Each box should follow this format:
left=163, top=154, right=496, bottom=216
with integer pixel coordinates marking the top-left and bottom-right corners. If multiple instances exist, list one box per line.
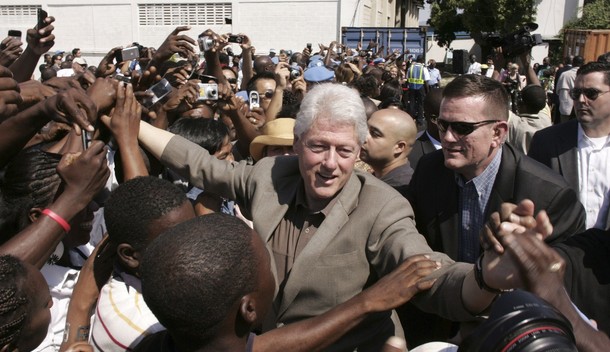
left=41, top=209, right=71, bottom=233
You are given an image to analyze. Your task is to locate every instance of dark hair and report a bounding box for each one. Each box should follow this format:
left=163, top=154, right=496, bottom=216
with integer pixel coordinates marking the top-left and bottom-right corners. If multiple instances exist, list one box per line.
left=104, top=176, right=187, bottom=250
left=443, top=74, right=509, bottom=121
left=572, top=56, right=584, bottom=67
left=0, top=149, right=62, bottom=242
left=577, top=61, right=610, bottom=86
left=247, top=71, right=276, bottom=94
left=0, top=255, right=29, bottom=347
left=424, top=87, right=443, bottom=120
left=378, top=79, right=402, bottom=102
left=218, top=52, right=230, bottom=66
left=597, top=51, right=610, bottom=64
left=353, top=74, right=380, bottom=98
left=520, top=85, right=547, bottom=112
left=141, top=213, right=258, bottom=343
left=71, top=48, right=80, bottom=56
left=168, top=118, right=229, bottom=155
left=41, top=67, right=57, bottom=82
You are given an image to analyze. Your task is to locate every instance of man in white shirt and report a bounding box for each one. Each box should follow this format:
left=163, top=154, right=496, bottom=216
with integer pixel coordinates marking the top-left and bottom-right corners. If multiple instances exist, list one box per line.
left=556, top=56, right=584, bottom=123
left=466, top=54, right=481, bottom=75
left=529, top=61, right=610, bottom=230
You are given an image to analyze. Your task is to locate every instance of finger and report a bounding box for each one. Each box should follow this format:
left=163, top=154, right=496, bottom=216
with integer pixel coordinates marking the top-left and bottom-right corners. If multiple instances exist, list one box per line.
left=115, top=82, right=126, bottom=113
left=534, top=210, right=553, bottom=240
left=99, top=114, right=111, bottom=129
left=481, top=221, right=504, bottom=254
left=171, top=26, right=191, bottom=35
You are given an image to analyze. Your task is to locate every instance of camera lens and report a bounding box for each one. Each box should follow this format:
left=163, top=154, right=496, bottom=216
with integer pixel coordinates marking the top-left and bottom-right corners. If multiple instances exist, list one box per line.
left=459, top=290, right=577, bottom=352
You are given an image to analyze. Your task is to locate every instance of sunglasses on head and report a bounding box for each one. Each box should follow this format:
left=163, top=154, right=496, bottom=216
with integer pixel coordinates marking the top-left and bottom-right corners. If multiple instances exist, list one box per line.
left=435, top=119, right=499, bottom=136
left=569, top=88, right=610, bottom=101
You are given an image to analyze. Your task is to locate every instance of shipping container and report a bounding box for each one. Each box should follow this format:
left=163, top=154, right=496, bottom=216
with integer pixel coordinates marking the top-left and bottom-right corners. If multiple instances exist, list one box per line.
left=563, top=29, right=610, bottom=63
left=341, top=27, right=427, bottom=61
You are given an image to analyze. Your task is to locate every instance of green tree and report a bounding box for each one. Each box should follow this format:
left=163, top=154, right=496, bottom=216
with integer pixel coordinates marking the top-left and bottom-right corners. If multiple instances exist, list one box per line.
left=564, top=0, right=610, bottom=30
left=428, top=0, right=537, bottom=47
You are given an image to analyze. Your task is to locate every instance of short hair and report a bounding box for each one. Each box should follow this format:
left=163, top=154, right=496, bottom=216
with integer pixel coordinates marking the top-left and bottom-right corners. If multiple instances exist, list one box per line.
left=71, top=48, right=80, bottom=55
left=0, top=149, right=62, bottom=242
left=295, top=83, right=368, bottom=145
left=520, top=85, right=547, bottom=112
left=168, top=118, right=228, bottom=155
left=443, top=74, right=509, bottom=121
left=352, top=74, right=379, bottom=98
left=378, top=79, right=402, bottom=102
left=577, top=61, right=610, bottom=86
left=424, top=88, right=443, bottom=120
left=41, top=67, right=57, bottom=82
left=0, top=255, right=29, bottom=347
left=104, top=176, right=187, bottom=250
left=572, top=55, right=584, bottom=67
left=597, top=51, right=610, bottom=64
left=141, top=213, right=258, bottom=343
left=246, top=71, right=276, bottom=94
left=335, top=63, right=357, bottom=84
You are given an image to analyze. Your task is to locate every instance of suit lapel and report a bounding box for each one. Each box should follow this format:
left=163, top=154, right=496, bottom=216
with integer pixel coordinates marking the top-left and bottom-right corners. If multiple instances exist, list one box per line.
left=276, top=174, right=360, bottom=317
left=487, top=145, right=517, bottom=218
left=556, top=121, right=579, bottom=191
left=436, top=167, right=460, bottom=260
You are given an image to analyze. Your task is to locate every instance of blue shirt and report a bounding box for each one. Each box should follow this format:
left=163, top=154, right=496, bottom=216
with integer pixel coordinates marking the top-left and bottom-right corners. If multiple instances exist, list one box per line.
left=456, top=147, right=503, bottom=263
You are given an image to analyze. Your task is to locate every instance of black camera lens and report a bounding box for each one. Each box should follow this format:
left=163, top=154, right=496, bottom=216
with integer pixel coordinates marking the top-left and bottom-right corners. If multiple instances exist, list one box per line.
left=459, top=290, right=577, bottom=352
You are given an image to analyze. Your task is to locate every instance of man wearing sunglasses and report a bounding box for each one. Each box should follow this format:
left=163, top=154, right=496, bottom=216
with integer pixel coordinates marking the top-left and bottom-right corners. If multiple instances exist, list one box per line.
left=529, top=62, right=610, bottom=230
left=407, top=74, right=585, bottom=265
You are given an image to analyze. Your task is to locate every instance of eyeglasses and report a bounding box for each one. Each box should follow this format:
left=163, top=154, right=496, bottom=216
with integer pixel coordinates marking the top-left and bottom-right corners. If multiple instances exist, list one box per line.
left=435, top=119, right=499, bottom=136
left=226, top=78, right=237, bottom=84
left=569, top=88, right=610, bottom=101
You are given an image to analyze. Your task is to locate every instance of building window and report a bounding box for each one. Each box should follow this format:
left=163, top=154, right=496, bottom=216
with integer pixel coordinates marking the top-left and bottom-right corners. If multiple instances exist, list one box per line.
left=0, top=5, right=40, bottom=26
left=138, top=3, right=231, bottom=26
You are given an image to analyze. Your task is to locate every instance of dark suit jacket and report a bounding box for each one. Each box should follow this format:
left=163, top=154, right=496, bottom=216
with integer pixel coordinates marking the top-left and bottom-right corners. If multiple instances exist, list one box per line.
left=408, top=131, right=437, bottom=172
left=406, top=143, right=586, bottom=261
left=529, top=119, right=610, bottom=230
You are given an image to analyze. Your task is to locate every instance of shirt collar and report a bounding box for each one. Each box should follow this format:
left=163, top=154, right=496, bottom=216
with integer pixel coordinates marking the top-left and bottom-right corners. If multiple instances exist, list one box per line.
left=577, top=123, right=610, bottom=150
left=294, top=181, right=339, bottom=216
left=455, top=147, right=503, bottom=194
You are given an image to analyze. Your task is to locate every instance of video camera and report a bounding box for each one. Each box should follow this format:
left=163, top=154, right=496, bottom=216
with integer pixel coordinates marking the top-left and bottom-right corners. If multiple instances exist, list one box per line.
left=482, top=23, right=543, bottom=58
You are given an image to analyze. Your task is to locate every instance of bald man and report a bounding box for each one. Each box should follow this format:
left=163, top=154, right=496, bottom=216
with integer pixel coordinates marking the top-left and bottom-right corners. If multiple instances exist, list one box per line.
left=360, top=108, right=418, bottom=196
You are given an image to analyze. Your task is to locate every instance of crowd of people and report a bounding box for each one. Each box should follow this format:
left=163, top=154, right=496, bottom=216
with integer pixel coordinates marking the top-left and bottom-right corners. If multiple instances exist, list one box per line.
left=0, top=11, right=609, bottom=352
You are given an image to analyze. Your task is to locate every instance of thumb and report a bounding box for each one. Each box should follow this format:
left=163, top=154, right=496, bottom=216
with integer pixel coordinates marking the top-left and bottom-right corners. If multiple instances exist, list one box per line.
left=99, top=114, right=111, bottom=128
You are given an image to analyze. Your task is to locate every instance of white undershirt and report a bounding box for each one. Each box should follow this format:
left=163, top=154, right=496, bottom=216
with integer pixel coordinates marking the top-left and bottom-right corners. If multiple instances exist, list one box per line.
left=577, top=125, right=610, bottom=229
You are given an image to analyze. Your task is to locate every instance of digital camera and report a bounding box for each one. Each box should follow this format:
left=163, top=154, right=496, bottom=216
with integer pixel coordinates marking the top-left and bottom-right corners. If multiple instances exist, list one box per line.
left=198, top=83, right=218, bottom=101
left=198, top=35, right=215, bottom=52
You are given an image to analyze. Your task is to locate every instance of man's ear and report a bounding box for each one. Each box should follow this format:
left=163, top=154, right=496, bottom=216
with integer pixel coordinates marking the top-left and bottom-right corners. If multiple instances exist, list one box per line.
left=393, top=140, right=407, bottom=156
left=28, top=207, right=43, bottom=223
left=491, top=121, right=508, bottom=147
left=117, top=243, right=141, bottom=272
left=239, top=294, right=258, bottom=325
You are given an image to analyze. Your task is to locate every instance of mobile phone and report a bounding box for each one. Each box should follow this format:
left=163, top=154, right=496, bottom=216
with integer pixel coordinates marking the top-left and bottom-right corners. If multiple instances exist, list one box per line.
left=249, top=91, right=260, bottom=109
left=8, top=30, right=21, bottom=39
left=81, top=131, right=90, bottom=150
left=306, top=43, right=312, bottom=51
left=144, top=78, right=172, bottom=107
left=116, top=46, right=139, bottom=63
left=227, top=35, right=244, bottom=44
left=37, top=8, right=49, bottom=30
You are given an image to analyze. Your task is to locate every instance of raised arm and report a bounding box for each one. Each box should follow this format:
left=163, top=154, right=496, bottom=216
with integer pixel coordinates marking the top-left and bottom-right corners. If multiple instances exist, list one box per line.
left=0, top=141, right=109, bottom=268
left=9, top=16, right=56, bottom=83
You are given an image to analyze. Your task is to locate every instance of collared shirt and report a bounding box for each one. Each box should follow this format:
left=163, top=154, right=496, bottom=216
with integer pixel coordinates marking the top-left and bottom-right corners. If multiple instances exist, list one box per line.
left=467, top=62, right=481, bottom=75
left=271, top=182, right=337, bottom=298
left=577, top=125, right=610, bottom=229
left=428, top=67, right=441, bottom=86
left=456, top=147, right=503, bottom=263
left=426, top=131, right=442, bottom=150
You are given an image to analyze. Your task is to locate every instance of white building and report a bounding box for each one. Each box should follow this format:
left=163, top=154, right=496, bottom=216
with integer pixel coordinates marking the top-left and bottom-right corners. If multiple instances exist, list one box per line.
left=0, top=0, right=423, bottom=67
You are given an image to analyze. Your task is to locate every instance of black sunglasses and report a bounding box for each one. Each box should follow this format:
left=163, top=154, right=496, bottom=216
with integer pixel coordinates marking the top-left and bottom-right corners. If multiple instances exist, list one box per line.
left=260, top=90, right=274, bottom=99
left=435, top=119, right=499, bottom=136
left=226, top=78, right=237, bottom=84
left=569, top=88, right=610, bottom=101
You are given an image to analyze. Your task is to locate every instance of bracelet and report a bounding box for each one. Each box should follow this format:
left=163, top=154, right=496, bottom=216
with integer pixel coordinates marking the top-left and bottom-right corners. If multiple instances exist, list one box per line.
left=41, top=209, right=71, bottom=233
left=474, top=253, right=511, bottom=294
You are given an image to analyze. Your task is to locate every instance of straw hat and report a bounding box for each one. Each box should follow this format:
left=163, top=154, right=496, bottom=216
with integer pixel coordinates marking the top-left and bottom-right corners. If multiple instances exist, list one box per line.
left=250, top=118, right=296, bottom=161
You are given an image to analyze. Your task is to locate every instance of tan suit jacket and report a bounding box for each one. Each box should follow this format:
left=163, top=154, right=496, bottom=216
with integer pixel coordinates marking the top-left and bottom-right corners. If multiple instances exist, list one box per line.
left=161, top=136, right=473, bottom=350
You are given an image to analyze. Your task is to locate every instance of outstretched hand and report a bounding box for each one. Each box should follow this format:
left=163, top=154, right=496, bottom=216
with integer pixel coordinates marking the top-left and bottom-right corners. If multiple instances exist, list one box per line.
left=0, top=36, right=23, bottom=66
left=42, top=87, right=97, bottom=134
left=358, top=254, right=439, bottom=313
left=154, top=26, right=196, bottom=62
